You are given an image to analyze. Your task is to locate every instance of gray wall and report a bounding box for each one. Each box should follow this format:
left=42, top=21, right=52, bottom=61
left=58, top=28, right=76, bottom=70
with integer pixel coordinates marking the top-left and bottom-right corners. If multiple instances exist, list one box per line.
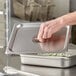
left=70, top=0, right=76, bottom=11
left=70, top=0, right=76, bottom=44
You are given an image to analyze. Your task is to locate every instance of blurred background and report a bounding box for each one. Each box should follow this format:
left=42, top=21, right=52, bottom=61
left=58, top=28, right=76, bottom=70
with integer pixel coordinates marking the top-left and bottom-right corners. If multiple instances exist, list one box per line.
left=0, top=0, right=76, bottom=75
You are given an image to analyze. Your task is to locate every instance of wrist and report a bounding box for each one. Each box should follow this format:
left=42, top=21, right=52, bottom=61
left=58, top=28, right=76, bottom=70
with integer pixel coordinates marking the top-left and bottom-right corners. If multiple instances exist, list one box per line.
left=55, top=16, right=66, bottom=27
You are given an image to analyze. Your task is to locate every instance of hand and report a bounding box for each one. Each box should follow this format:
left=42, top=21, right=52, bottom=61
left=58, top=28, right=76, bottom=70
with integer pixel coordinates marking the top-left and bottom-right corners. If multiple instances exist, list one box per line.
left=39, top=34, right=65, bottom=52
left=37, top=18, right=64, bottom=42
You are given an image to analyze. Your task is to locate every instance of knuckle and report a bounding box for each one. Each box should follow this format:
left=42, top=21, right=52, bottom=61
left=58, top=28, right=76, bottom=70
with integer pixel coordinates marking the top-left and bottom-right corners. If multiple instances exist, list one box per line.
left=40, top=23, right=46, bottom=28
left=44, top=27, right=48, bottom=32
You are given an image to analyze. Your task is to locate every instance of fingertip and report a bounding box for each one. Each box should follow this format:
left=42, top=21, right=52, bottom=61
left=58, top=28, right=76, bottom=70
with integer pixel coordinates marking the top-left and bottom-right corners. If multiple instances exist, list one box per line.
left=43, top=35, right=46, bottom=39
left=39, top=38, right=44, bottom=43
left=37, top=37, right=45, bottom=43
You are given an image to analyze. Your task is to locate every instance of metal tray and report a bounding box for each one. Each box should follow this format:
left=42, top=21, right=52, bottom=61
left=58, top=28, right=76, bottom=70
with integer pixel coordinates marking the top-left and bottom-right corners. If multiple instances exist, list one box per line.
left=6, top=22, right=70, bottom=54
left=20, top=44, right=76, bottom=68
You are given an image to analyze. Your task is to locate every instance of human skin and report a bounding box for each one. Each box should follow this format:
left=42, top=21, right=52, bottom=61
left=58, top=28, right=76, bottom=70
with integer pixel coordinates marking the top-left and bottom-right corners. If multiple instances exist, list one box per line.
left=37, top=11, right=76, bottom=42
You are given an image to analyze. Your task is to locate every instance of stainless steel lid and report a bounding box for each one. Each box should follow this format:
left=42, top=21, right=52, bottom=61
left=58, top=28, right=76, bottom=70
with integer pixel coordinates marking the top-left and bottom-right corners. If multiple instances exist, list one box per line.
left=6, top=22, right=71, bottom=55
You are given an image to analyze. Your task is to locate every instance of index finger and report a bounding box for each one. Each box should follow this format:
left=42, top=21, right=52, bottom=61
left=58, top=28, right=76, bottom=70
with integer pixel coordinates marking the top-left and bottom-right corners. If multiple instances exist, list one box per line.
left=37, top=23, right=46, bottom=42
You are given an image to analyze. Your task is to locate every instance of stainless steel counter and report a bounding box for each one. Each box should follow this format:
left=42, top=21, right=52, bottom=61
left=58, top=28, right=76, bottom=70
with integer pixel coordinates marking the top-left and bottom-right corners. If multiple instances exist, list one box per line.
left=4, top=55, right=76, bottom=76
left=0, top=44, right=76, bottom=76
